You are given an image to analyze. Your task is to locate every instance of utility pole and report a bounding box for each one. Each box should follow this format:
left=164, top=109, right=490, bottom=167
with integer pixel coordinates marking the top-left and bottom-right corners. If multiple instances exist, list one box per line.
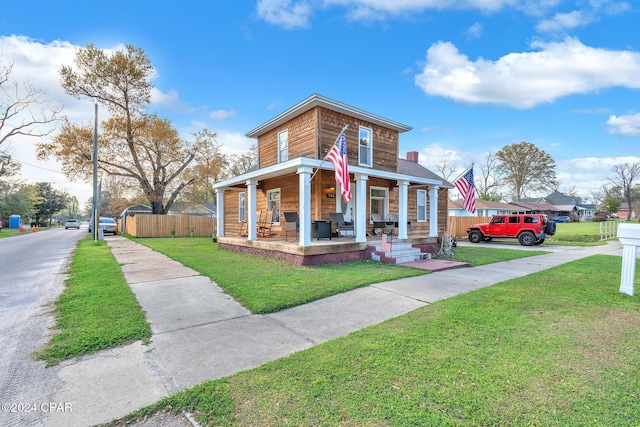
left=92, top=103, right=99, bottom=240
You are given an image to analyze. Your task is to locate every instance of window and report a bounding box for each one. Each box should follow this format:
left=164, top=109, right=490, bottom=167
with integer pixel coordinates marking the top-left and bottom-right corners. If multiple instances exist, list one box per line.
left=524, top=215, right=538, bottom=224
left=417, top=189, right=427, bottom=222
left=370, top=187, right=388, bottom=221
left=239, top=192, right=246, bottom=222
left=358, top=126, right=372, bottom=167
left=266, top=188, right=281, bottom=225
left=278, top=129, right=288, bottom=163
left=508, top=216, right=519, bottom=224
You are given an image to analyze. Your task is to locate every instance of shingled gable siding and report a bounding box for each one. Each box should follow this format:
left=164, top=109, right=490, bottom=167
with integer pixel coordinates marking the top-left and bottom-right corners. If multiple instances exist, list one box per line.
left=258, top=108, right=318, bottom=168
left=318, top=107, right=398, bottom=173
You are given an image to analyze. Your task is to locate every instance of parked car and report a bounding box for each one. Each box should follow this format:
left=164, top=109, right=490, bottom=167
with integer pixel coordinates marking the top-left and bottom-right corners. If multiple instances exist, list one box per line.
left=466, top=213, right=556, bottom=246
left=64, top=218, right=80, bottom=229
left=551, top=216, right=571, bottom=223
left=88, top=217, right=118, bottom=235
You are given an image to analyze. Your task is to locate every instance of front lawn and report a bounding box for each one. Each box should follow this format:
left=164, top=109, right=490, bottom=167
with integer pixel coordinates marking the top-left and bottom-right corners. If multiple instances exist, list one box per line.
left=117, top=254, right=640, bottom=426
left=133, top=237, right=550, bottom=313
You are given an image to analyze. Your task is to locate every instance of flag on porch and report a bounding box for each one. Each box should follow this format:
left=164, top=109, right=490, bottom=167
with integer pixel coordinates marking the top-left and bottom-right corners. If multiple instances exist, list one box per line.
left=454, top=166, right=476, bottom=214
left=326, top=130, right=352, bottom=203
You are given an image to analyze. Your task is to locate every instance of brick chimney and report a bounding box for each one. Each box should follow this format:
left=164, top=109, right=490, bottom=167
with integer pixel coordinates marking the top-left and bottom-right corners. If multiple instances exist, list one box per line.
left=406, top=151, right=419, bottom=163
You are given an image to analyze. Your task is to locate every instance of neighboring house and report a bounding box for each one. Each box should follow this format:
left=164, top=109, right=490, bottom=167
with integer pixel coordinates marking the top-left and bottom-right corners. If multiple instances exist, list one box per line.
left=509, top=201, right=558, bottom=217
left=615, top=203, right=636, bottom=219
left=168, top=202, right=217, bottom=218
left=448, top=199, right=523, bottom=217
left=213, top=94, right=452, bottom=264
left=544, top=191, right=594, bottom=220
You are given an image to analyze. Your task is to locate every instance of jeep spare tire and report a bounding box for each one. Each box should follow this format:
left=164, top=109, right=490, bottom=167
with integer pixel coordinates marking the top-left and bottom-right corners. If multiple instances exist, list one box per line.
left=468, top=230, right=483, bottom=243
left=545, top=221, right=556, bottom=236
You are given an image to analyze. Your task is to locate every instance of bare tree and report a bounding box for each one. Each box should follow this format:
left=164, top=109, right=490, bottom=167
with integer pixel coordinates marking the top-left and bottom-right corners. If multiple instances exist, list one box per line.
left=609, top=162, right=640, bottom=221
left=476, top=151, right=502, bottom=201
left=227, top=144, right=258, bottom=177
left=434, top=157, right=458, bottom=182
left=0, top=63, right=61, bottom=177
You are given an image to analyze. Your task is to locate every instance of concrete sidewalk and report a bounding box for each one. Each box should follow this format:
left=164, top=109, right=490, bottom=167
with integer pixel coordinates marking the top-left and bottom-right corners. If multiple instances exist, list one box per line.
left=46, top=237, right=624, bottom=426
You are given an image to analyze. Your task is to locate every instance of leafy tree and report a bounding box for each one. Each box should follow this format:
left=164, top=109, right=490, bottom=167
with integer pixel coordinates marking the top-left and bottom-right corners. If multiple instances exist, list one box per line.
left=181, top=129, right=227, bottom=204
left=37, top=43, right=197, bottom=214
left=32, top=182, right=68, bottom=227
left=495, top=141, right=558, bottom=201
left=602, top=197, right=621, bottom=215
left=0, top=63, right=61, bottom=177
left=608, top=162, right=640, bottom=221
left=0, top=181, right=37, bottom=222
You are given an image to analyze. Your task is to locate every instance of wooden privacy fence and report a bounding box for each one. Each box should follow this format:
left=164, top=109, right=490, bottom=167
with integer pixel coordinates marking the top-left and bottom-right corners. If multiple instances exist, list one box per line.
left=448, top=216, right=492, bottom=239
left=123, top=214, right=216, bottom=238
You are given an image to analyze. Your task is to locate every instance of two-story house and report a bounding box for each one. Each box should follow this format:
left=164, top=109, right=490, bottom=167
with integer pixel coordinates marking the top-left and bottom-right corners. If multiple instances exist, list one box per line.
left=213, top=94, right=452, bottom=264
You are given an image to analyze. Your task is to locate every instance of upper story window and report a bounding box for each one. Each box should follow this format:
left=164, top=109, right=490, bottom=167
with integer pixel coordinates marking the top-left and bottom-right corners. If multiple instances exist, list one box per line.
left=358, top=126, right=372, bottom=167
left=278, top=129, right=288, bottom=163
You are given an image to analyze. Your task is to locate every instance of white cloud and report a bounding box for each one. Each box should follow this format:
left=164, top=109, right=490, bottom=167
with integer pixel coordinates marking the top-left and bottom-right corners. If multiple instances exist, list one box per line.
left=414, top=37, right=640, bottom=108
left=413, top=142, right=462, bottom=170
left=536, top=10, right=593, bottom=32
left=256, top=0, right=312, bottom=29
left=607, top=113, right=640, bottom=135
left=217, top=130, right=255, bottom=156
left=467, top=22, right=483, bottom=38
left=209, top=109, right=237, bottom=120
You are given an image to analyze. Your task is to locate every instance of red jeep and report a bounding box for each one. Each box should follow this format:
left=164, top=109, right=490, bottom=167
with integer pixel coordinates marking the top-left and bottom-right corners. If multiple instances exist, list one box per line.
left=466, top=214, right=556, bottom=246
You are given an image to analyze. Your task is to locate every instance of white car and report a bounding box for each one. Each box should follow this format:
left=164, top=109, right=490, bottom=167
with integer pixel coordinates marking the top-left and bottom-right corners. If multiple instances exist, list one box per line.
left=65, top=219, right=80, bottom=229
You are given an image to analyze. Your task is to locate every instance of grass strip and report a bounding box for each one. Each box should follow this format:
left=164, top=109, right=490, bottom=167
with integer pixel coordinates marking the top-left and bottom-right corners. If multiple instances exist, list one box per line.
left=125, top=255, right=639, bottom=426
left=36, top=237, right=151, bottom=366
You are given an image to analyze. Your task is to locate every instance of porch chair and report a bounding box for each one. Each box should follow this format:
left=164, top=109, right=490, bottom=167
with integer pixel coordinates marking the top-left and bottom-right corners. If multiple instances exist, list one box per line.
left=371, top=213, right=394, bottom=235
left=283, top=211, right=299, bottom=241
left=388, top=214, right=412, bottom=234
left=258, top=210, right=274, bottom=237
left=329, top=212, right=355, bottom=237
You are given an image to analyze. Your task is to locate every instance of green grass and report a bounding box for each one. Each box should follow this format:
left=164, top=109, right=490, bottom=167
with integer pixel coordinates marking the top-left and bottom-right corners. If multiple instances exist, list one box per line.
left=120, top=255, right=640, bottom=427
left=451, top=245, right=549, bottom=266
left=130, top=237, right=428, bottom=313
left=546, top=219, right=624, bottom=245
left=36, top=237, right=152, bottom=366
left=132, top=237, right=551, bottom=314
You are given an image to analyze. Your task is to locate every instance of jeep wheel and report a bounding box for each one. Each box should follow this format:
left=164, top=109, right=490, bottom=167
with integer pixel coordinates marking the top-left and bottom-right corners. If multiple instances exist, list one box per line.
left=468, top=230, right=483, bottom=243
left=536, top=238, right=545, bottom=245
left=518, top=231, right=536, bottom=246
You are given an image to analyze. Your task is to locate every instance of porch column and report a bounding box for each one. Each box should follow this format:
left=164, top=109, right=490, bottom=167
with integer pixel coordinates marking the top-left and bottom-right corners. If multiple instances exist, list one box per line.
left=216, top=188, right=225, bottom=237
left=298, top=166, right=313, bottom=247
left=246, top=178, right=258, bottom=241
left=397, top=180, right=410, bottom=240
left=354, top=173, right=368, bottom=243
left=428, top=185, right=439, bottom=237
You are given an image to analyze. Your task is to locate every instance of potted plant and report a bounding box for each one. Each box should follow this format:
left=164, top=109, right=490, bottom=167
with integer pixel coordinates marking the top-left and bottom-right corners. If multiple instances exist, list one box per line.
left=211, top=233, right=217, bottom=243
left=170, top=228, right=176, bottom=238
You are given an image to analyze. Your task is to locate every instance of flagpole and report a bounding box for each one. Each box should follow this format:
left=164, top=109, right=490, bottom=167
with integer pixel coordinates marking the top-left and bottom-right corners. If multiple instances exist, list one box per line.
left=308, top=124, right=349, bottom=184
left=452, top=163, right=474, bottom=183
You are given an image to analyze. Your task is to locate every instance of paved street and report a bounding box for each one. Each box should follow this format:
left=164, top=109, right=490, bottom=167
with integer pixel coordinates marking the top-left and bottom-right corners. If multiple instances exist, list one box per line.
left=0, top=227, right=85, bottom=427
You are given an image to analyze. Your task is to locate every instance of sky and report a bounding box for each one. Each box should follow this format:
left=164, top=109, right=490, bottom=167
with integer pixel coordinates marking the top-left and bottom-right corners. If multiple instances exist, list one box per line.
left=1, top=0, right=640, bottom=209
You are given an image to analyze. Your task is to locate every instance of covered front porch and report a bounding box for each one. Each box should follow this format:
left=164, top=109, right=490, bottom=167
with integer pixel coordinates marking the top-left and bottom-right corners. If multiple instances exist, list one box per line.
left=217, top=232, right=440, bottom=265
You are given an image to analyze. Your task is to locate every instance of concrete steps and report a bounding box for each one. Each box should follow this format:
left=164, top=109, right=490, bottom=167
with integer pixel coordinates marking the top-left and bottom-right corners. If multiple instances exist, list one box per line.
left=370, top=242, right=430, bottom=264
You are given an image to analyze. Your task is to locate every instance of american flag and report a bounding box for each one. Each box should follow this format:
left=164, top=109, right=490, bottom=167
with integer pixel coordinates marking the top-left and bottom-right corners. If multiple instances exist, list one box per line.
left=455, top=167, right=476, bottom=214
left=326, top=131, right=352, bottom=203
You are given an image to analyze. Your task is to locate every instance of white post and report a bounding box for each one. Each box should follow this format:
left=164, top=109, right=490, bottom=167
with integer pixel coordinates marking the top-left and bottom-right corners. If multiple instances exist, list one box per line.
left=298, top=166, right=313, bottom=247
left=428, top=185, right=439, bottom=237
left=618, top=223, right=640, bottom=296
left=354, top=173, right=368, bottom=243
left=216, top=189, right=225, bottom=237
left=246, top=178, right=258, bottom=241
left=397, top=180, right=409, bottom=240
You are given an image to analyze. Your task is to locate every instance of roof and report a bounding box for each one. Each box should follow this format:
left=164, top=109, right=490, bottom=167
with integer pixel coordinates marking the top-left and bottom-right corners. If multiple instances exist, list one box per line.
left=449, top=199, right=522, bottom=211
left=398, top=159, right=452, bottom=186
left=245, top=94, right=413, bottom=138
left=510, top=201, right=558, bottom=212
